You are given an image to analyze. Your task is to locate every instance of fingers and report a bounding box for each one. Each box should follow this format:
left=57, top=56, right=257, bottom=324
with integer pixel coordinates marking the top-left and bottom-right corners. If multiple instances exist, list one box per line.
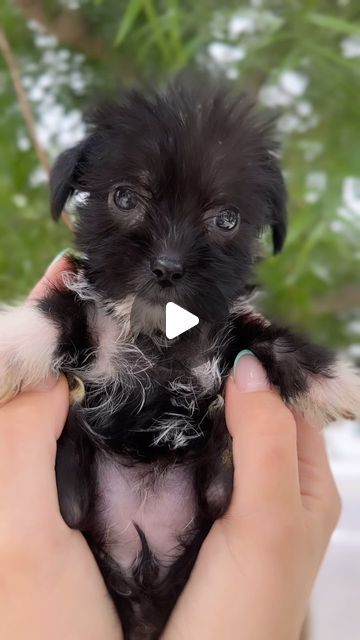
left=295, top=411, right=341, bottom=522
left=0, top=377, right=69, bottom=519
left=0, top=255, right=71, bottom=528
left=29, top=254, right=74, bottom=300
left=0, top=374, right=69, bottom=440
left=225, top=353, right=300, bottom=516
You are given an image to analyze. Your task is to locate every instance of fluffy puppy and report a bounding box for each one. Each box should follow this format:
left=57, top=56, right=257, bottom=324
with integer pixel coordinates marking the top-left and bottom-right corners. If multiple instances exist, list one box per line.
left=1, top=83, right=359, bottom=640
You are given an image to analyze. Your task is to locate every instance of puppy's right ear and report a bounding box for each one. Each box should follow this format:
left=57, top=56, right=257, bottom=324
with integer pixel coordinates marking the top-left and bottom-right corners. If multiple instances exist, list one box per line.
left=50, top=141, right=85, bottom=220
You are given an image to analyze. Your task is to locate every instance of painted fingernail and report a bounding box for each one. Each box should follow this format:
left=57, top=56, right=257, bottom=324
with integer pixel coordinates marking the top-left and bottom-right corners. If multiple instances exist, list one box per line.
left=233, top=350, right=270, bottom=391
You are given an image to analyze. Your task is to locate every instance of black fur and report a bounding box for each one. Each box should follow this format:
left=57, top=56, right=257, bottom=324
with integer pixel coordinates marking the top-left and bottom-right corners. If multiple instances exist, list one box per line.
left=40, top=83, right=334, bottom=639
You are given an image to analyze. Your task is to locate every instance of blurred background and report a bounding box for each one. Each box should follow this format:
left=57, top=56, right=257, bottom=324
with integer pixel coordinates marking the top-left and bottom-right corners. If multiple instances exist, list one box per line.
left=0, top=1, right=359, bottom=637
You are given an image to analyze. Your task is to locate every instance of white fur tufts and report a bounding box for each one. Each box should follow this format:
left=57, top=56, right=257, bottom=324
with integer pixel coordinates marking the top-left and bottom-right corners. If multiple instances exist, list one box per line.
left=291, top=360, right=360, bottom=428
left=193, top=357, right=223, bottom=396
left=0, top=303, right=60, bottom=403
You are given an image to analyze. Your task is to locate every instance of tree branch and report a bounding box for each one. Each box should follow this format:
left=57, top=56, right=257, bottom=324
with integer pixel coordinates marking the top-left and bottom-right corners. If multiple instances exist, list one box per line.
left=0, top=28, right=73, bottom=231
left=14, top=0, right=106, bottom=60
left=0, top=28, right=49, bottom=172
left=14, top=0, right=136, bottom=81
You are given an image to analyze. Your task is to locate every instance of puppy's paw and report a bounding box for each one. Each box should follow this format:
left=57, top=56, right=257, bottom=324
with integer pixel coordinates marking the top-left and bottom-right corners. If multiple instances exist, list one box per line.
left=0, top=304, right=60, bottom=405
left=290, top=360, right=360, bottom=428
left=0, top=373, right=21, bottom=406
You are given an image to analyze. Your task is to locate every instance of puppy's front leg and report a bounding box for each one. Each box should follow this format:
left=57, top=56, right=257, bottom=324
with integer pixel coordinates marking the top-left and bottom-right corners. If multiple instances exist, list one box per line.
left=0, top=302, right=61, bottom=403
left=222, top=307, right=360, bottom=428
left=0, top=288, right=91, bottom=404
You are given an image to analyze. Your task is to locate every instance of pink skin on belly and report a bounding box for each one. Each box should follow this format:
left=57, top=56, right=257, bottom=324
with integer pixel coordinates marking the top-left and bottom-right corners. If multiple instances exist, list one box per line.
left=96, top=457, right=197, bottom=573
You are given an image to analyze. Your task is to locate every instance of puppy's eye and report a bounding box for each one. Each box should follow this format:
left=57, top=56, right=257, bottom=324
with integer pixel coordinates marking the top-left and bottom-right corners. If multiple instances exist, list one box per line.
left=215, top=208, right=240, bottom=231
left=113, top=188, right=139, bottom=211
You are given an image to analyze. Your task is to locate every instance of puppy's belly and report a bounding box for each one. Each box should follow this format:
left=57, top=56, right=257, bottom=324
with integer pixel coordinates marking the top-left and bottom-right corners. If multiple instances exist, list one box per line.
left=96, top=455, right=196, bottom=574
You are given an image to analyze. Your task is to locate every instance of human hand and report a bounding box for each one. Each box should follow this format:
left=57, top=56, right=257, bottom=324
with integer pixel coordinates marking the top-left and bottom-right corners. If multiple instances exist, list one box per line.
left=0, top=258, right=122, bottom=640
left=162, top=352, right=341, bottom=640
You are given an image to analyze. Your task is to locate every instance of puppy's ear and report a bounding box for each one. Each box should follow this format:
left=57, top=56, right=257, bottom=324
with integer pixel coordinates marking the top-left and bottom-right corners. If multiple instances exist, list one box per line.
left=268, top=164, right=288, bottom=254
left=271, top=207, right=287, bottom=254
left=50, top=141, right=85, bottom=220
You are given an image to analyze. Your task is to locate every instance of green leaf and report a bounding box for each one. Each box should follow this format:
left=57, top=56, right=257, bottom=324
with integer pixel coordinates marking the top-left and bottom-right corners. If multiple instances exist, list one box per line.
left=115, top=0, right=144, bottom=47
left=306, top=40, right=360, bottom=71
left=166, top=0, right=183, bottom=55
left=142, top=0, right=170, bottom=63
left=307, top=12, right=360, bottom=36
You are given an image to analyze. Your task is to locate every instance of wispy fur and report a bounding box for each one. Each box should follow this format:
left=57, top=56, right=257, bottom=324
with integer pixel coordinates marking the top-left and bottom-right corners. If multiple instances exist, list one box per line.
left=0, top=81, right=359, bottom=640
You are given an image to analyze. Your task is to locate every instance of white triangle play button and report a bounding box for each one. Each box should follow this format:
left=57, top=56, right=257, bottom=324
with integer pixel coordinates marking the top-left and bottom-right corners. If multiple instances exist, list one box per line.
left=165, top=302, right=199, bottom=339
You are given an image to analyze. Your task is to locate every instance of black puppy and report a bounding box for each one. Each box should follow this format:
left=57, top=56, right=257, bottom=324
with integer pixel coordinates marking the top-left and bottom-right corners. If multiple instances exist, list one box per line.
left=1, top=83, right=359, bottom=639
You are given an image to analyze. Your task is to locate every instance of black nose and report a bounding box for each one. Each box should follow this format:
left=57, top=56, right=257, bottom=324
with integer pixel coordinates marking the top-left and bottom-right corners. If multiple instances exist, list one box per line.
left=150, top=256, right=184, bottom=284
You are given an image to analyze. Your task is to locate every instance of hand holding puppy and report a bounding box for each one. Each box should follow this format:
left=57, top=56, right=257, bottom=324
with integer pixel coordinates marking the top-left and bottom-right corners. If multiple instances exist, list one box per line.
left=0, top=262, right=340, bottom=640
left=0, top=259, right=123, bottom=640
left=163, top=353, right=341, bottom=640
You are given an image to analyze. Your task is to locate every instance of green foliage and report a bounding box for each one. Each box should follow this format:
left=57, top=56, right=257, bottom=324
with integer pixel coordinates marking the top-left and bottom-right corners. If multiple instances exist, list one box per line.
left=0, top=0, right=359, bottom=351
left=306, top=11, right=360, bottom=36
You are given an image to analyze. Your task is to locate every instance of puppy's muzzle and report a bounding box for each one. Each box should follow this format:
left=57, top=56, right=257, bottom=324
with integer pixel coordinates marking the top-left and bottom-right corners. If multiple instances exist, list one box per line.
left=150, top=255, right=184, bottom=286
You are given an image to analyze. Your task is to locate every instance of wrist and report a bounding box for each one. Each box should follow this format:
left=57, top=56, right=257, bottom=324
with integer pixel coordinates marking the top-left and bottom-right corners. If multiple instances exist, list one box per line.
left=162, top=522, right=306, bottom=640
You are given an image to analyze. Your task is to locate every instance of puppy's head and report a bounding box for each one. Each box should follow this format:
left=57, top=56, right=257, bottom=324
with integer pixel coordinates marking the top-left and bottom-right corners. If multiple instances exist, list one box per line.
left=50, top=84, right=287, bottom=326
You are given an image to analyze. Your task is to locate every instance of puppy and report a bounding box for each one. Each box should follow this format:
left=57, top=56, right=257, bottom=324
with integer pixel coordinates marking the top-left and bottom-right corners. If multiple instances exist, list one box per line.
left=1, top=83, right=359, bottom=640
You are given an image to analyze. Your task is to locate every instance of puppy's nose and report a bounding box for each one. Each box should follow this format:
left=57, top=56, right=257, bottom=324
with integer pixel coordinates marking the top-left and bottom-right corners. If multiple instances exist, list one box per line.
left=150, top=256, right=184, bottom=284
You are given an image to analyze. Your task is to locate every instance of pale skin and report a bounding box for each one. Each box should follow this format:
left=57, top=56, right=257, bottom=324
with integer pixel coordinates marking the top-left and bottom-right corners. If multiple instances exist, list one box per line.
left=0, top=259, right=341, bottom=640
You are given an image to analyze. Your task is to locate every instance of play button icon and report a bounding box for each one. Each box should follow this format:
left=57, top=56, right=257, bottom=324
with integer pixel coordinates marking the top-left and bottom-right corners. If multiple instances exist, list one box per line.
left=129, top=287, right=229, bottom=371
left=165, top=302, right=199, bottom=339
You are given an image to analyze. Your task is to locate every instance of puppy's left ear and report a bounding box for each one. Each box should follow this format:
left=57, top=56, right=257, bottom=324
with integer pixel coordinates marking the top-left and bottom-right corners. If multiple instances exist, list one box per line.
left=50, top=141, right=86, bottom=220
left=268, top=164, right=288, bottom=254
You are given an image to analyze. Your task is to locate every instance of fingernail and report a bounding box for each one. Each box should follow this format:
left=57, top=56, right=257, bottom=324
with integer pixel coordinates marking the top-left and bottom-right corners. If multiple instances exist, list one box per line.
left=48, top=249, right=71, bottom=268
left=232, top=350, right=270, bottom=391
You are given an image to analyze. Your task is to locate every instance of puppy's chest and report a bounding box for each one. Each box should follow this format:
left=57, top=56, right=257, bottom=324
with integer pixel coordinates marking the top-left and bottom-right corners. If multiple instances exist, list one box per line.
left=85, top=362, right=223, bottom=455
left=82, top=320, right=224, bottom=452
left=83, top=331, right=224, bottom=575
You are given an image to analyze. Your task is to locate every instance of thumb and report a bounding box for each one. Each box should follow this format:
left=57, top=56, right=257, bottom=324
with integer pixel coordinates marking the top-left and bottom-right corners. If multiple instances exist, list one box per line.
left=225, top=350, right=273, bottom=442
left=0, top=377, right=69, bottom=516
left=225, top=351, right=299, bottom=515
